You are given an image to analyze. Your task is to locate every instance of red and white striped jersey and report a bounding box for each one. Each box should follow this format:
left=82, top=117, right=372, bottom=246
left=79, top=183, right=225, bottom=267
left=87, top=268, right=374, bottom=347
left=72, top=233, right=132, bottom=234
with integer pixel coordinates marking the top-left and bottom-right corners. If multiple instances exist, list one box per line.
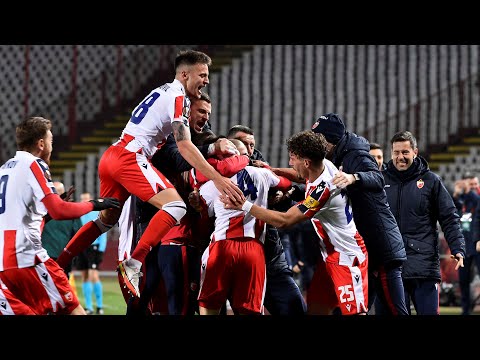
left=116, top=79, right=191, bottom=159
left=297, top=159, right=366, bottom=263
left=199, top=166, right=280, bottom=243
left=0, top=151, right=55, bottom=271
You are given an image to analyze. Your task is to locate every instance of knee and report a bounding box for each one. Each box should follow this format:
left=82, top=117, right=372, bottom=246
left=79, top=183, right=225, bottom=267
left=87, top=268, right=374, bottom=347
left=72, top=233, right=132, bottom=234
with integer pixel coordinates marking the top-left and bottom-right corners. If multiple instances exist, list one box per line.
left=98, top=209, right=120, bottom=228
left=162, top=200, right=187, bottom=224
left=94, top=217, right=114, bottom=234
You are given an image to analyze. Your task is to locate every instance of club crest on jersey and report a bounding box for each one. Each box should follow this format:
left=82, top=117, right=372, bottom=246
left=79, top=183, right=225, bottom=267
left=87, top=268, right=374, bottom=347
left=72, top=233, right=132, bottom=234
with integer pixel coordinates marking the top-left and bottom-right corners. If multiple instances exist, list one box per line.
left=417, top=179, right=424, bottom=189
left=64, top=292, right=73, bottom=302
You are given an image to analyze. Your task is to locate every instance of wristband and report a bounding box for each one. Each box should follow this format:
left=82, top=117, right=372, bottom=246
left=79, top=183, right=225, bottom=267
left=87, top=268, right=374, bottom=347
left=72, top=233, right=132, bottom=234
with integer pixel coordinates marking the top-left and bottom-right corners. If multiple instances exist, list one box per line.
left=207, top=143, right=215, bottom=156
left=241, top=201, right=253, bottom=213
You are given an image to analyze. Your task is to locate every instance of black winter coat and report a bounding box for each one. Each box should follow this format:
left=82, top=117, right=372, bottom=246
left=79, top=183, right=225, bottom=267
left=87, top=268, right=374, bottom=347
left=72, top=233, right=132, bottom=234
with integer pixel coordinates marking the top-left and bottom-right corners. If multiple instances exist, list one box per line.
left=331, top=132, right=407, bottom=270
left=383, top=156, right=465, bottom=281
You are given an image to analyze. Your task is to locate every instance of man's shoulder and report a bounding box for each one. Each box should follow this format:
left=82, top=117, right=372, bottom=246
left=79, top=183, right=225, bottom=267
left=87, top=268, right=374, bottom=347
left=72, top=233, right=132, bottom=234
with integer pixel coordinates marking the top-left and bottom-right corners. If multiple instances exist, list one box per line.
left=421, top=169, right=442, bottom=183
left=144, top=81, right=185, bottom=108
left=251, top=148, right=266, bottom=162
left=157, top=79, right=185, bottom=97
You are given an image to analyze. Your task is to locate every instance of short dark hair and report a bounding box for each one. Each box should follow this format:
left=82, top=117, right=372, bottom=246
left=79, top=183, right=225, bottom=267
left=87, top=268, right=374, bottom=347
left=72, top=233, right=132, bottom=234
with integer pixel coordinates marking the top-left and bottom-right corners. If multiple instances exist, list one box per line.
left=195, top=91, right=211, bottom=104
left=174, top=50, right=212, bottom=72
left=191, top=130, right=221, bottom=147
left=227, top=125, right=254, bottom=138
left=390, top=131, right=417, bottom=150
left=16, top=116, right=52, bottom=151
left=286, top=130, right=327, bottom=166
left=369, top=142, right=383, bottom=151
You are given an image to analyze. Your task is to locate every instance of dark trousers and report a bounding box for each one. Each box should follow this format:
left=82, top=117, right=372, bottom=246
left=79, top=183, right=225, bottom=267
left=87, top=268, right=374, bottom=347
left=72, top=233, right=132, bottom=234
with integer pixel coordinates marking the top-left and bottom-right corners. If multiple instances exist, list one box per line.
left=402, top=278, right=440, bottom=315
left=127, top=244, right=200, bottom=316
left=371, top=261, right=409, bottom=315
left=458, top=253, right=480, bottom=315
left=264, top=270, right=307, bottom=315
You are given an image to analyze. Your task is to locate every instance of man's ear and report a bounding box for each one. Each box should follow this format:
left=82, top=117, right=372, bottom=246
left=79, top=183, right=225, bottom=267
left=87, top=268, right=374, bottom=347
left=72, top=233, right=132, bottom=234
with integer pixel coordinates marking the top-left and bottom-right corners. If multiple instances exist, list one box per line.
left=38, top=138, right=45, bottom=150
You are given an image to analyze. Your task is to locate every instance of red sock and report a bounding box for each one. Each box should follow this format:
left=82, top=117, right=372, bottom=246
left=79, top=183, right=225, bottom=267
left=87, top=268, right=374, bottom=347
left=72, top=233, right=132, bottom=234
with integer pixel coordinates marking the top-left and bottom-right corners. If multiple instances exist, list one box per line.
left=56, top=221, right=102, bottom=268
left=130, top=210, right=177, bottom=264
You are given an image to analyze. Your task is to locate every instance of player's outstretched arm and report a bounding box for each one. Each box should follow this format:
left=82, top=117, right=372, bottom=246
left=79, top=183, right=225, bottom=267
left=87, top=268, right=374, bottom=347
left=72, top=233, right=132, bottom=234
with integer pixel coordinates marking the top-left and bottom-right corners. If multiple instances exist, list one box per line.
left=270, top=167, right=305, bottom=183
left=42, top=194, right=120, bottom=220
left=173, top=121, right=243, bottom=201
left=219, top=193, right=307, bottom=229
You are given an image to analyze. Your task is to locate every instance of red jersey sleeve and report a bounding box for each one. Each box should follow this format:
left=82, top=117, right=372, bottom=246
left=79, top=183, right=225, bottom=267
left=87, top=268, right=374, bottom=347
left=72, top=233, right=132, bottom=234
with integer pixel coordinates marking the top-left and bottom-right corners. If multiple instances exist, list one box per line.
left=193, top=155, right=250, bottom=186
left=42, top=193, right=94, bottom=220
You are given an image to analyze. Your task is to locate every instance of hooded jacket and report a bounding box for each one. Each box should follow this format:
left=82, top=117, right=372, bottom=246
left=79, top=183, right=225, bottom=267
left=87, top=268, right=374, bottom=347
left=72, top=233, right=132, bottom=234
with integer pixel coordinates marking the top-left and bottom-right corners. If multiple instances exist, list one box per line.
left=331, top=132, right=407, bottom=270
left=383, top=156, right=465, bottom=281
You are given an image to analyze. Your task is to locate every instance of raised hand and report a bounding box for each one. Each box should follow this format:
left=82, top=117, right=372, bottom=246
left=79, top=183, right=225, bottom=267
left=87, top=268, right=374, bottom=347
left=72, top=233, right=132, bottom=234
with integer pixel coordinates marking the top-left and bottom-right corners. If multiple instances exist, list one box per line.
left=219, top=193, right=245, bottom=210
left=188, top=189, right=202, bottom=212
left=214, top=138, right=240, bottom=158
left=213, top=177, right=244, bottom=203
left=332, top=166, right=355, bottom=189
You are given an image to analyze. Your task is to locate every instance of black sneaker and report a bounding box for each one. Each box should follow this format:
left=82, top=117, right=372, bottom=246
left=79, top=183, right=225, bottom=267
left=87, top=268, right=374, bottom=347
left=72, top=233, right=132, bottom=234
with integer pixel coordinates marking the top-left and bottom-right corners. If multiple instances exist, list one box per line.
left=96, top=308, right=104, bottom=315
left=85, top=309, right=94, bottom=315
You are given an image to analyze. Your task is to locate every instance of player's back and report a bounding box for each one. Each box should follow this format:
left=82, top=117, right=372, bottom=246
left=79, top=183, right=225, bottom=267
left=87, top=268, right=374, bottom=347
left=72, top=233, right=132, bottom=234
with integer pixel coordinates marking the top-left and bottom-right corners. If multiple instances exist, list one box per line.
left=0, top=151, right=52, bottom=270
left=200, top=166, right=280, bottom=243
left=119, top=79, right=191, bottom=159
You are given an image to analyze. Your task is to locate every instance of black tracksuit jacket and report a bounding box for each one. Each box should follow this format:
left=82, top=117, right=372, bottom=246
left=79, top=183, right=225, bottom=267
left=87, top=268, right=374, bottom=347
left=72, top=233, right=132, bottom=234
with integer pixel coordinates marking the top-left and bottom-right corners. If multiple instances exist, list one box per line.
left=330, top=132, right=407, bottom=270
left=383, top=156, right=465, bottom=281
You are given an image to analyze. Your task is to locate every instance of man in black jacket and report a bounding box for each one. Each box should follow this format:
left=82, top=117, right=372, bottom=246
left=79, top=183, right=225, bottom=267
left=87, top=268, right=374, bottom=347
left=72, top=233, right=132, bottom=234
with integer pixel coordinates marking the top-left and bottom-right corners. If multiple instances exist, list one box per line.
left=311, top=113, right=408, bottom=315
left=382, top=130, right=465, bottom=315
left=452, top=173, right=480, bottom=315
